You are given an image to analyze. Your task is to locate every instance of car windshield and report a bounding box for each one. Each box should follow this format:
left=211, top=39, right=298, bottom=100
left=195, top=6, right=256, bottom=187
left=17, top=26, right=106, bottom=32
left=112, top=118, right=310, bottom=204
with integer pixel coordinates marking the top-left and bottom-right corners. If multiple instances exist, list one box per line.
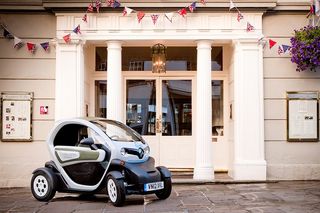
left=91, top=119, right=142, bottom=143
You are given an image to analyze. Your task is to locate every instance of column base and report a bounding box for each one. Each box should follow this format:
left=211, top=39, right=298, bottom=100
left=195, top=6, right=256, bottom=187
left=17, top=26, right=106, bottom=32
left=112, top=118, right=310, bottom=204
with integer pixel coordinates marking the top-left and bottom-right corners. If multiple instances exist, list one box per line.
left=232, top=160, right=267, bottom=180
left=193, top=167, right=214, bottom=180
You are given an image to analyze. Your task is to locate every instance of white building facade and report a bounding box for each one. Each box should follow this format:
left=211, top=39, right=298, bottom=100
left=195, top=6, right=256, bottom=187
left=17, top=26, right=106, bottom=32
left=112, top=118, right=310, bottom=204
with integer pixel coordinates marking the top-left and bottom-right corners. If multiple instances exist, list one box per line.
left=0, top=0, right=320, bottom=187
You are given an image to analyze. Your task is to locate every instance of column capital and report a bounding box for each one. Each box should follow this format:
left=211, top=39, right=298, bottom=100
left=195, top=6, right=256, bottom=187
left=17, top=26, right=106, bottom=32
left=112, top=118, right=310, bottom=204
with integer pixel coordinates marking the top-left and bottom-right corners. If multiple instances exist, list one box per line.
left=196, top=40, right=213, bottom=48
left=106, top=40, right=123, bottom=48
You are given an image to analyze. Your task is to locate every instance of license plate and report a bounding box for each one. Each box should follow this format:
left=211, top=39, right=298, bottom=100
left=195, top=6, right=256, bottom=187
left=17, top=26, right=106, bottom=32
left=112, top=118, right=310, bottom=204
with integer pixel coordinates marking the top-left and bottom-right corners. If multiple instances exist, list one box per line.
left=144, top=181, right=164, bottom=192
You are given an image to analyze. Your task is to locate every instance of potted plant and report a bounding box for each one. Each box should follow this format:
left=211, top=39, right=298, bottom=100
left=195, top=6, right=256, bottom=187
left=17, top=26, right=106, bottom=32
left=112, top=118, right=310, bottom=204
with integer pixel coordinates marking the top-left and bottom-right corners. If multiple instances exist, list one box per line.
left=290, top=25, right=320, bottom=71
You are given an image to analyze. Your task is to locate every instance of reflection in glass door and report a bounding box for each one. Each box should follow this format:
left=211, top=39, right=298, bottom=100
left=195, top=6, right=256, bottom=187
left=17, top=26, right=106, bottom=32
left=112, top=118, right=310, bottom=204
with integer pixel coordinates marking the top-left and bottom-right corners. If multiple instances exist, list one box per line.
left=161, top=80, right=192, bottom=136
left=126, top=80, right=156, bottom=135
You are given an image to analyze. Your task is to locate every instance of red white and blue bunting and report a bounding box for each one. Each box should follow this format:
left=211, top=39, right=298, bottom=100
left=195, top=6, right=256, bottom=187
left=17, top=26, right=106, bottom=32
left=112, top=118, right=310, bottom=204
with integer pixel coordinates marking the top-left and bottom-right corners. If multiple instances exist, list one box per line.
left=1, top=0, right=319, bottom=54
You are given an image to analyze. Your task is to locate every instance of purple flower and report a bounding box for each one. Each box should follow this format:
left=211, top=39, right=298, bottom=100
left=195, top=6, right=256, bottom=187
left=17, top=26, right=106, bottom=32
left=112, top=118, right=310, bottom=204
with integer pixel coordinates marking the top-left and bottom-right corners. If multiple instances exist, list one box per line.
left=290, top=25, right=320, bottom=72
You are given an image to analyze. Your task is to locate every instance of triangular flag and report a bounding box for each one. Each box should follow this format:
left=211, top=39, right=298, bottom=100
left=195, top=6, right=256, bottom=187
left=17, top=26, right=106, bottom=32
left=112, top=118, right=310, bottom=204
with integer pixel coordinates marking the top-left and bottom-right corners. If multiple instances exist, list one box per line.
left=165, top=12, right=174, bottom=23
left=200, top=0, right=206, bottom=5
left=178, top=8, right=187, bottom=18
left=137, top=11, right=145, bottom=23
left=63, top=34, right=71, bottom=43
left=82, top=14, right=88, bottom=22
left=189, top=2, right=197, bottom=13
left=27, top=42, right=36, bottom=53
left=40, top=42, right=50, bottom=51
left=112, top=0, right=121, bottom=8
left=73, top=25, right=81, bottom=34
left=123, top=7, right=133, bottom=16
left=107, top=0, right=114, bottom=7
left=13, top=36, right=23, bottom=49
left=95, top=0, right=102, bottom=13
left=258, top=37, right=267, bottom=49
left=269, top=39, right=277, bottom=49
left=230, top=0, right=236, bottom=10
left=237, top=11, right=244, bottom=22
left=278, top=46, right=284, bottom=55
left=246, top=22, right=254, bottom=32
left=151, top=14, right=159, bottom=25
left=87, top=3, right=94, bottom=12
left=307, top=5, right=315, bottom=18
left=3, top=28, right=13, bottom=39
left=282, top=44, right=291, bottom=53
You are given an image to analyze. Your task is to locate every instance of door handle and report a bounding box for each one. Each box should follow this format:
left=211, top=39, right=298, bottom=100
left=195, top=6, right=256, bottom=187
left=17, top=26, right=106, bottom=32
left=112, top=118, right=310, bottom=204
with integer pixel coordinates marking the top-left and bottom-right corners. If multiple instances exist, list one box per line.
left=156, top=117, right=162, bottom=133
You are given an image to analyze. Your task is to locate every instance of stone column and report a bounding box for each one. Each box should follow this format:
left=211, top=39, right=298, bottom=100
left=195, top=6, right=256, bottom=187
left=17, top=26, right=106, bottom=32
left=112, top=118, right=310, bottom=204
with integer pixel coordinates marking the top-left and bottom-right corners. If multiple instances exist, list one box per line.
left=232, top=40, right=266, bottom=180
left=193, top=40, right=214, bottom=180
left=55, top=39, right=85, bottom=120
left=107, top=41, right=124, bottom=122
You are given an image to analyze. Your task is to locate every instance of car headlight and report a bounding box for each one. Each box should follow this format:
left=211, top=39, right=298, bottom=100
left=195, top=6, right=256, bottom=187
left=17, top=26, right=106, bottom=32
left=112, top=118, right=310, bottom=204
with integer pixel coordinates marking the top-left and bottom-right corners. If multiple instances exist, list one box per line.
left=120, top=148, right=127, bottom=156
left=144, top=146, right=150, bottom=155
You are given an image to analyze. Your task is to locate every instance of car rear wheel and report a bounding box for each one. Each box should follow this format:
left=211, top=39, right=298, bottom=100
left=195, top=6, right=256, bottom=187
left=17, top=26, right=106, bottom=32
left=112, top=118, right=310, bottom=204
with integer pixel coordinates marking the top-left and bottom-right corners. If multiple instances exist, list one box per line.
left=155, top=178, right=172, bottom=200
left=31, top=169, right=56, bottom=201
left=107, top=175, right=125, bottom=207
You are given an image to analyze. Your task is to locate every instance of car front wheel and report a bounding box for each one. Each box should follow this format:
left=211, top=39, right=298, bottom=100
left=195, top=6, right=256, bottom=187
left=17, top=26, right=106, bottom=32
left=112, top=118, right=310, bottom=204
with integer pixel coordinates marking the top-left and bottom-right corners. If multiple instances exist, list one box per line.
left=107, top=175, right=125, bottom=207
left=31, top=169, right=56, bottom=201
left=155, top=178, right=172, bottom=200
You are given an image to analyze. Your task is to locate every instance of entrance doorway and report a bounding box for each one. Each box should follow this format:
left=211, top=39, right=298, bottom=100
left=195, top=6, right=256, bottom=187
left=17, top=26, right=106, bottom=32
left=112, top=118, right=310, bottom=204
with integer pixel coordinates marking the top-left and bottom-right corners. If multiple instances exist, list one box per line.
left=125, top=77, right=195, bottom=168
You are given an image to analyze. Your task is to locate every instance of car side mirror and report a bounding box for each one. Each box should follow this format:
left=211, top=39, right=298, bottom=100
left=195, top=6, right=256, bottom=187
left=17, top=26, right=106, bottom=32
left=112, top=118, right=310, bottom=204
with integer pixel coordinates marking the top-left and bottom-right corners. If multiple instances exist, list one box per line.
left=80, top=137, right=98, bottom=150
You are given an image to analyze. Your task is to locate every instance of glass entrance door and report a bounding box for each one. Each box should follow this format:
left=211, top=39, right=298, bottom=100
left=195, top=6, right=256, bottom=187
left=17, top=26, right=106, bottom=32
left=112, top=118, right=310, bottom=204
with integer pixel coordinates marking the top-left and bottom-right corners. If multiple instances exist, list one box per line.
left=126, top=77, right=195, bottom=167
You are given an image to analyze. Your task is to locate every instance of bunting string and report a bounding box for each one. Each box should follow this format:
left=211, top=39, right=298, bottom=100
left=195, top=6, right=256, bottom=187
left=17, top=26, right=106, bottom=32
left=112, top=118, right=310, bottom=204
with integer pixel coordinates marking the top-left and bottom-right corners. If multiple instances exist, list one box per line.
left=1, top=0, right=318, bottom=54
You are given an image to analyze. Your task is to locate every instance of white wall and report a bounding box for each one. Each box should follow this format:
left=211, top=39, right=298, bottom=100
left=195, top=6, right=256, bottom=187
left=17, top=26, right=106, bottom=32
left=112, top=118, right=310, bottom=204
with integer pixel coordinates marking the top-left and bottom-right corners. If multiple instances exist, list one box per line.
left=0, top=14, right=56, bottom=187
left=263, top=14, right=320, bottom=180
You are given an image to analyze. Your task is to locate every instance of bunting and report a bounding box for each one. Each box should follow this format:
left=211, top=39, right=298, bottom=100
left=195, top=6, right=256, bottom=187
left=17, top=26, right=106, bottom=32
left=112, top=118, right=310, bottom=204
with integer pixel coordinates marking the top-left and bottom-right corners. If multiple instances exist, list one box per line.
left=151, top=14, right=159, bottom=25
left=82, top=14, right=88, bottom=22
left=282, top=44, right=291, bottom=53
left=269, top=39, right=277, bottom=49
left=13, top=36, right=23, bottom=49
left=63, top=34, right=71, bottom=43
left=237, top=11, right=244, bottom=22
left=246, top=22, right=254, bottom=32
left=95, top=0, right=102, bottom=13
left=137, top=11, right=145, bottom=23
left=73, top=25, right=81, bottom=34
left=189, top=2, right=197, bottom=13
left=165, top=12, right=174, bottom=23
left=178, top=8, right=187, bottom=18
left=40, top=42, right=50, bottom=51
left=87, top=3, right=94, bottom=12
left=27, top=42, right=36, bottom=53
left=200, top=0, right=206, bottom=5
left=3, top=28, right=13, bottom=39
left=123, top=7, right=133, bottom=16
left=278, top=46, right=284, bottom=55
left=112, top=0, right=121, bottom=8
left=229, top=0, right=236, bottom=10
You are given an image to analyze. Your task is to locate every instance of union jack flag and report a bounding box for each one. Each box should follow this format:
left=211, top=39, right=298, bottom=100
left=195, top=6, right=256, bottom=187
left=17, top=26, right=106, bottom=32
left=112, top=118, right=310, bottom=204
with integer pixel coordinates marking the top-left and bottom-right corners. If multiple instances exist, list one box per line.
left=87, top=3, right=94, bottom=12
left=73, top=25, right=81, bottom=34
left=151, top=14, right=159, bottom=25
left=82, top=14, right=88, bottom=22
left=237, top=12, right=244, bottom=22
left=40, top=42, right=50, bottom=51
left=246, top=22, right=254, bottom=32
left=178, top=8, right=187, bottom=18
left=189, top=2, right=196, bottom=13
left=95, top=0, right=102, bottom=13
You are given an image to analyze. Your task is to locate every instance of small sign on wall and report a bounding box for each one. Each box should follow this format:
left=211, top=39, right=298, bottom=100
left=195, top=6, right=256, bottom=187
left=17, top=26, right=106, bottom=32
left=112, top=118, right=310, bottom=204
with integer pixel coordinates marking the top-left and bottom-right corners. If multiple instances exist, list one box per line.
left=1, top=92, right=33, bottom=142
left=40, top=106, right=48, bottom=115
left=287, top=91, right=319, bottom=142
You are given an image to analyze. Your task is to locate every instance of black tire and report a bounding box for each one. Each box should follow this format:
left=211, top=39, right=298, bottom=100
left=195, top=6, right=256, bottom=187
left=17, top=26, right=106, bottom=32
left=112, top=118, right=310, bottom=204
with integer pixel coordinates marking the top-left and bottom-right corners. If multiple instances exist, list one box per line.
left=31, top=169, right=56, bottom=201
left=155, top=178, right=172, bottom=200
left=106, top=175, right=126, bottom=207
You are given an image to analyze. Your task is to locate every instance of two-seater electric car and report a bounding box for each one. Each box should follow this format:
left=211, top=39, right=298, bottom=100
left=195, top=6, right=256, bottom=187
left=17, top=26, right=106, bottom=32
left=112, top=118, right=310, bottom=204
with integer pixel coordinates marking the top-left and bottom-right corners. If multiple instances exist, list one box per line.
left=31, top=118, right=171, bottom=206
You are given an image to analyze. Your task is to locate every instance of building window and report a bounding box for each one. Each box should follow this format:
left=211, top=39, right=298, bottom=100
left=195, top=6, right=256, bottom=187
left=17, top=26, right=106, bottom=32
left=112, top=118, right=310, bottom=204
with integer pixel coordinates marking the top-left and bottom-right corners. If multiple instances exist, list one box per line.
left=95, top=80, right=107, bottom=117
left=96, top=47, right=107, bottom=71
left=212, top=80, right=223, bottom=136
left=212, top=47, right=223, bottom=71
left=122, top=46, right=197, bottom=71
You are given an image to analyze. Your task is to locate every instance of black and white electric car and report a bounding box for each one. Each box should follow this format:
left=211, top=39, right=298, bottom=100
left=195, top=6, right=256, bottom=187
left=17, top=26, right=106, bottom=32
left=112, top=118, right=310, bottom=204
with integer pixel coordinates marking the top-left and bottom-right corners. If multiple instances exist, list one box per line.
left=31, top=118, right=172, bottom=206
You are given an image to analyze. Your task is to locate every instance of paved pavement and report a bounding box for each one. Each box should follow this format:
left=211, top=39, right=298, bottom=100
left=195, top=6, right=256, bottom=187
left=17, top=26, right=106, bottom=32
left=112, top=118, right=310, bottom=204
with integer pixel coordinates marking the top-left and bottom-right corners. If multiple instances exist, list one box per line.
left=0, top=181, right=320, bottom=213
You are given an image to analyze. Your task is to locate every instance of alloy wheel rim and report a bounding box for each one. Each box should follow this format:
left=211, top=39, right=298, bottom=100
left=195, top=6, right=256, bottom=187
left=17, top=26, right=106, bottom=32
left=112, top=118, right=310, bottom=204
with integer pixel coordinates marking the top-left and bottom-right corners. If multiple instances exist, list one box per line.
left=33, top=175, right=49, bottom=197
left=107, top=179, right=117, bottom=202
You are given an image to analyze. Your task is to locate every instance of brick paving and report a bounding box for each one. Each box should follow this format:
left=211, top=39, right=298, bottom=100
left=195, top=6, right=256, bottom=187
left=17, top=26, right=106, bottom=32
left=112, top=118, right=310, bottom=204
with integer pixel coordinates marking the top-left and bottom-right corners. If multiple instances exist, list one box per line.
left=0, top=181, right=320, bottom=213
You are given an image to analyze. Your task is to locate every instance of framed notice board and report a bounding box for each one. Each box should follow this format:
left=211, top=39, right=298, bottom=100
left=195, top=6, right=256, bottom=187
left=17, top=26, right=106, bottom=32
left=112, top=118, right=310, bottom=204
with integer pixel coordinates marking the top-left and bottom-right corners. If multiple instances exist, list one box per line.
left=287, top=91, right=319, bottom=142
left=1, top=92, right=33, bottom=142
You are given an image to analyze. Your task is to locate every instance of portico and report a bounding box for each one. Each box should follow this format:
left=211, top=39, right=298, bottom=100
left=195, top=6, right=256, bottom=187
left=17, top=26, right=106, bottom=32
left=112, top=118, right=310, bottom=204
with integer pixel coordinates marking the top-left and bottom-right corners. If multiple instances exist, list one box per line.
left=54, top=12, right=266, bottom=180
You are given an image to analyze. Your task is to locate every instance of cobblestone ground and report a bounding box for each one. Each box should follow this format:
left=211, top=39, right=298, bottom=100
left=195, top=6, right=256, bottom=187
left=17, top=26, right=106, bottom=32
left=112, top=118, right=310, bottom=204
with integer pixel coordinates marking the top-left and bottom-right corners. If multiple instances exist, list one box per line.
left=0, top=181, right=319, bottom=213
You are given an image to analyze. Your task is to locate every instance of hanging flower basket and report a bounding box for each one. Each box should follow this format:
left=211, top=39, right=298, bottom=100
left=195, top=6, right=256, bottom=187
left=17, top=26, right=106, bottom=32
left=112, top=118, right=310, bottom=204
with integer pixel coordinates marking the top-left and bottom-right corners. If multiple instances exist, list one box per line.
left=290, top=25, right=320, bottom=71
